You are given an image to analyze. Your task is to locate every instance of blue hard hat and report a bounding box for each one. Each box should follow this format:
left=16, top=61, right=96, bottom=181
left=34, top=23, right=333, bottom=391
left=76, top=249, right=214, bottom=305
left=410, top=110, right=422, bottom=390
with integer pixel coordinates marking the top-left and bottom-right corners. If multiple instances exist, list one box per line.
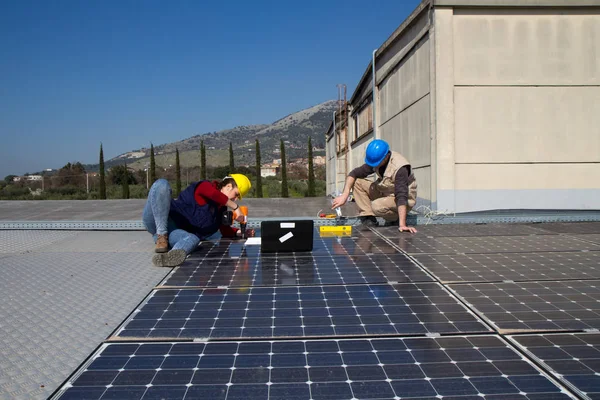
left=365, top=139, right=390, bottom=167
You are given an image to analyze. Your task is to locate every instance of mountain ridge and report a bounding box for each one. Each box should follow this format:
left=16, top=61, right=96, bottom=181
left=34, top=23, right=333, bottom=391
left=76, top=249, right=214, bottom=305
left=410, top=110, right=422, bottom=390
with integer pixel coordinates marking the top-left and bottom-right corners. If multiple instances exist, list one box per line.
left=102, top=99, right=337, bottom=170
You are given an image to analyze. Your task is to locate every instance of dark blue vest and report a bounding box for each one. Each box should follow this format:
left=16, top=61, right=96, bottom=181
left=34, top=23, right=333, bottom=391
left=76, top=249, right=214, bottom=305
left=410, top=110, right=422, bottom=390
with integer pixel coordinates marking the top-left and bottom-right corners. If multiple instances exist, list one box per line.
left=169, top=181, right=225, bottom=239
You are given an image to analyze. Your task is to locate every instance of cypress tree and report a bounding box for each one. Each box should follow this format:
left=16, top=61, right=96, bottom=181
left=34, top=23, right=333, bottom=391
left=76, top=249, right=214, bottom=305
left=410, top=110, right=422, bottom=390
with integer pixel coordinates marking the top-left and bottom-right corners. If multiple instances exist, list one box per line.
left=122, top=162, right=130, bottom=199
left=280, top=139, right=288, bottom=198
left=200, top=140, right=207, bottom=180
left=229, top=142, right=234, bottom=174
left=99, top=143, right=106, bottom=199
left=307, top=136, right=316, bottom=197
left=150, top=143, right=156, bottom=184
left=175, top=148, right=181, bottom=196
left=255, top=139, right=263, bottom=198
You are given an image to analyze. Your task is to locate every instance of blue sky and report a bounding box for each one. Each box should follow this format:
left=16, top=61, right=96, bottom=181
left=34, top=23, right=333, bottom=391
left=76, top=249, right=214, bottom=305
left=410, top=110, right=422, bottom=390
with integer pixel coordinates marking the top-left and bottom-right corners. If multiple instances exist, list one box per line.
left=0, top=0, right=421, bottom=178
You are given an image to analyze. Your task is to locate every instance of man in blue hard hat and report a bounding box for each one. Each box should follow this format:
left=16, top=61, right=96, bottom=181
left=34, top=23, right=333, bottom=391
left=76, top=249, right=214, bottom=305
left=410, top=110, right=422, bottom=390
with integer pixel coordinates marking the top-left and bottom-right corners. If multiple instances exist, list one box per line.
left=332, top=139, right=417, bottom=233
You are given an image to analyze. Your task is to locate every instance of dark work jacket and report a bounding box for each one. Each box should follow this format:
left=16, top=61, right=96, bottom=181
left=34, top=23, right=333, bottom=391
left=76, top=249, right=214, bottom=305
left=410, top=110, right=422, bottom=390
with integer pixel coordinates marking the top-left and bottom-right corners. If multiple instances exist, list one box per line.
left=169, top=181, right=224, bottom=240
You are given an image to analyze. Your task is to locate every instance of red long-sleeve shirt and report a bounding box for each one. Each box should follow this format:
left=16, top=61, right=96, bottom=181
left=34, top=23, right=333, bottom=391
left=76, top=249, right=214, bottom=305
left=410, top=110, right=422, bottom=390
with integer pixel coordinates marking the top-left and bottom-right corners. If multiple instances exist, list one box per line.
left=194, top=180, right=238, bottom=238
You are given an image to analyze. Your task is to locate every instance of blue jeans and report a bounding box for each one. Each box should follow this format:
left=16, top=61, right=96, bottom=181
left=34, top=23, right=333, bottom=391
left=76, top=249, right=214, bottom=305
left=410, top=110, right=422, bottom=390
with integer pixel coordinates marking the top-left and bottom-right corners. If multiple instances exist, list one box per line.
left=142, top=179, right=200, bottom=255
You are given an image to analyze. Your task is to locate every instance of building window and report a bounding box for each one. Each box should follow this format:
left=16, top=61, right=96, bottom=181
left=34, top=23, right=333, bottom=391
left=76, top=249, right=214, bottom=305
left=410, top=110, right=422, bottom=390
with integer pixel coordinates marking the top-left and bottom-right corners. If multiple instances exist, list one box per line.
left=356, top=102, right=373, bottom=139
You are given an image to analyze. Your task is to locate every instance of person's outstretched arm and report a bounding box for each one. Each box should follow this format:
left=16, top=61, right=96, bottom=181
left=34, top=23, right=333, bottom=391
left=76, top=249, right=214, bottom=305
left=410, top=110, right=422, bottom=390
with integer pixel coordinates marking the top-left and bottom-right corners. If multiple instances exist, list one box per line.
left=331, top=165, right=373, bottom=209
left=394, top=167, right=417, bottom=233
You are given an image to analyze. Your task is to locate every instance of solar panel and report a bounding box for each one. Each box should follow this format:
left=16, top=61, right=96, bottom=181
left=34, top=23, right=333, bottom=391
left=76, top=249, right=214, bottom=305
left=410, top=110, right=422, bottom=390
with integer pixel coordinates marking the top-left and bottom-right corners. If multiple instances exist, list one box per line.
left=188, top=233, right=400, bottom=261
left=414, top=252, right=600, bottom=283
left=435, top=236, right=600, bottom=254
left=56, top=335, right=574, bottom=400
left=509, top=333, right=600, bottom=400
left=451, top=280, right=600, bottom=333
left=384, top=235, right=600, bottom=255
left=161, top=253, right=433, bottom=288
left=113, top=283, right=490, bottom=340
left=573, top=234, right=600, bottom=246
left=383, top=235, right=457, bottom=255
left=378, top=224, right=552, bottom=237
left=531, top=222, right=600, bottom=235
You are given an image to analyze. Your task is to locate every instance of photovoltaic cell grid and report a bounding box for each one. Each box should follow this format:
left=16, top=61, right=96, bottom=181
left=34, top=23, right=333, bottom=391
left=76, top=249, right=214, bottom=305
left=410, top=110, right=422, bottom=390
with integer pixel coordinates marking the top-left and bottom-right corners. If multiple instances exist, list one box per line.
left=161, top=253, right=433, bottom=288
left=573, top=234, right=600, bottom=246
left=414, top=251, right=600, bottom=283
left=531, top=222, right=600, bottom=235
left=450, top=280, right=600, bottom=333
left=509, top=333, right=600, bottom=400
left=57, top=335, right=574, bottom=400
left=382, top=223, right=554, bottom=237
left=114, top=283, right=490, bottom=340
left=188, top=230, right=399, bottom=261
left=54, top=221, right=600, bottom=400
left=434, top=235, right=600, bottom=254
left=382, top=234, right=600, bottom=255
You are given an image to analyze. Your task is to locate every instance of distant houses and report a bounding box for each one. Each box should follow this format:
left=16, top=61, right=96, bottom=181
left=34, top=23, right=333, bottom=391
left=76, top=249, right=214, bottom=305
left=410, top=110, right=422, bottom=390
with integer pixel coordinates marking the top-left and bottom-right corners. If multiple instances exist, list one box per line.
left=260, top=166, right=278, bottom=177
left=13, top=175, right=43, bottom=182
left=259, top=155, right=324, bottom=178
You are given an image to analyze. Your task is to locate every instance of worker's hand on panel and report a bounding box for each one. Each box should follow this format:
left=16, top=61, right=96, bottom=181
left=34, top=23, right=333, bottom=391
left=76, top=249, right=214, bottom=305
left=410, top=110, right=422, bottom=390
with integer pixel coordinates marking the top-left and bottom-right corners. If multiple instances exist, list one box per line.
left=399, top=225, right=417, bottom=234
left=331, top=194, right=348, bottom=209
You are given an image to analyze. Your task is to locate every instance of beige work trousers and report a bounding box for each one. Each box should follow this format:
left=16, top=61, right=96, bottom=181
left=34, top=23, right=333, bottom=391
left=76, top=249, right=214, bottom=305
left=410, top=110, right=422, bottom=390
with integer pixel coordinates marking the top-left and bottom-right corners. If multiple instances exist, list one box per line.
left=353, top=178, right=413, bottom=221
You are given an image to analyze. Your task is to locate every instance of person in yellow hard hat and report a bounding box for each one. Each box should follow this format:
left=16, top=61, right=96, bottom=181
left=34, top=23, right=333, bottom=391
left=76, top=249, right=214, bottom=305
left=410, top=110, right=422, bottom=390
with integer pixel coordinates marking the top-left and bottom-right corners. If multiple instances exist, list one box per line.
left=142, top=173, right=255, bottom=267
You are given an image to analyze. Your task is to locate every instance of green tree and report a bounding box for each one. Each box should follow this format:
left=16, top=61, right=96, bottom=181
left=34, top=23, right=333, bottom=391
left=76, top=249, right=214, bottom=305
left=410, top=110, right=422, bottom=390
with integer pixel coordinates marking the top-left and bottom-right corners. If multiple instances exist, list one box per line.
left=200, top=140, right=207, bottom=180
left=307, top=136, right=316, bottom=197
left=229, top=142, right=234, bottom=174
left=280, top=139, right=288, bottom=198
left=57, top=162, right=86, bottom=187
left=4, top=175, right=16, bottom=184
left=108, top=165, right=137, bottom=185
left=122, top=163, right=130, bottom=199
left=175, top=148, right=181, bottom=196
left=212, top=166, right=230, bottom=180
left=99, top=143, right=106, bottom=199
left=255, top=139, right=263, bottom=198
left=150, top=143, right=156, bottom=184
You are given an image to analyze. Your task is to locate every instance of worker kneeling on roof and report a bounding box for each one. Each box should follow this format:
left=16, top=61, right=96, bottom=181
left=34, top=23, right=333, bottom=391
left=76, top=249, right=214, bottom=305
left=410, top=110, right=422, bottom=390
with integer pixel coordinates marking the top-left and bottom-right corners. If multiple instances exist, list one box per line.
left=142, top=174, right=255, bottom=267
left=332, top=139, right=418, bottom=233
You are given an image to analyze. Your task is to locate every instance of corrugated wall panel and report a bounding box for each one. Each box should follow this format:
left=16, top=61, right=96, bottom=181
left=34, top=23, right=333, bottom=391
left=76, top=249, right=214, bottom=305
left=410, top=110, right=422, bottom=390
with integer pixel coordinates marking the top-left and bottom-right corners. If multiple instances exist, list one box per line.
left=379, top=38, right=431, bottom=124
left=378, top=34, right=432, bottom=208
left=379, top=95, right=431, bottom=169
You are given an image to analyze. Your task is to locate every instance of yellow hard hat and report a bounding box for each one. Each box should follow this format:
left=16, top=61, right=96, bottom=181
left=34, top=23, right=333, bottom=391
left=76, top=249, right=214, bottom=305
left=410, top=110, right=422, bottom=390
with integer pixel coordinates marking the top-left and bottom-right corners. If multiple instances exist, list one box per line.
left=230, top=173, right=251, bottom=199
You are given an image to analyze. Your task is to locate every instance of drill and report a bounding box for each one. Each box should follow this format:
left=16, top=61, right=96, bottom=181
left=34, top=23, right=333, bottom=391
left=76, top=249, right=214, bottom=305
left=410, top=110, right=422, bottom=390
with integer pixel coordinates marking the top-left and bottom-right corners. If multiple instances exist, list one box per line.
left=239, top=206, right=248, bottom=239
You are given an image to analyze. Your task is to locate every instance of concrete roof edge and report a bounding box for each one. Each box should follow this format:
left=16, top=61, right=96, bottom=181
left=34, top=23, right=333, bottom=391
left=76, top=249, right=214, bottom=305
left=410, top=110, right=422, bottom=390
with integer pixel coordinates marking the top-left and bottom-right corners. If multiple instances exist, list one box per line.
left=349, top=0, right=432, bottom=104
left=326, top=120, right=333, bottom=134
left=434, top=0, right=600, bottom=6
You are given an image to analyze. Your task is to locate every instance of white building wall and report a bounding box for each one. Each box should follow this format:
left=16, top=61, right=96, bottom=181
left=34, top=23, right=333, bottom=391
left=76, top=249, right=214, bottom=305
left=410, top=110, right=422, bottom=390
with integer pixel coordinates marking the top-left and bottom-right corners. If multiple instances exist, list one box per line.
left=447, top=8, right=600, bottom=211
left=329, top=1, right=600, bottom=214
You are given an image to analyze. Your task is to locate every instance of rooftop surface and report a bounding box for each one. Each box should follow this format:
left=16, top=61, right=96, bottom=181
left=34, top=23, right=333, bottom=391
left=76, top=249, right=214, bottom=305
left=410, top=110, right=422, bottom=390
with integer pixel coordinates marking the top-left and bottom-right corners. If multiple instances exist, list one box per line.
left=1, top=200, right=600, bottom=399
left=0, top=198, right=359, bottom=221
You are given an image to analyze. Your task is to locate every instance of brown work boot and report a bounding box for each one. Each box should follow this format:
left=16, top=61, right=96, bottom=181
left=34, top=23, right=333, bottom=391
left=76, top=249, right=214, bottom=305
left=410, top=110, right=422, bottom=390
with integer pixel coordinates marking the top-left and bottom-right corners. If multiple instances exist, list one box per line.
left=152, top=249, right=187, bottom=267
left=155, top=234, right=169, bottom=253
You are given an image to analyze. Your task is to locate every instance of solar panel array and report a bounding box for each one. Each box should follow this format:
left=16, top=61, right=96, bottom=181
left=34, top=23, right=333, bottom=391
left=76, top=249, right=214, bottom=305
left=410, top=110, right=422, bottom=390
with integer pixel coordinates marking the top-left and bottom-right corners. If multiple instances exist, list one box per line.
left=59, top=336, right=573, bottom=400
left=55, top=220, right=600, bottom=399
left=116, top=284, right=489, bottom=340
left=509, top=333, right=600, bottom=399
left=414, top=252, right=600, bottom=283
left=162, top=253, right=433, bottom=288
